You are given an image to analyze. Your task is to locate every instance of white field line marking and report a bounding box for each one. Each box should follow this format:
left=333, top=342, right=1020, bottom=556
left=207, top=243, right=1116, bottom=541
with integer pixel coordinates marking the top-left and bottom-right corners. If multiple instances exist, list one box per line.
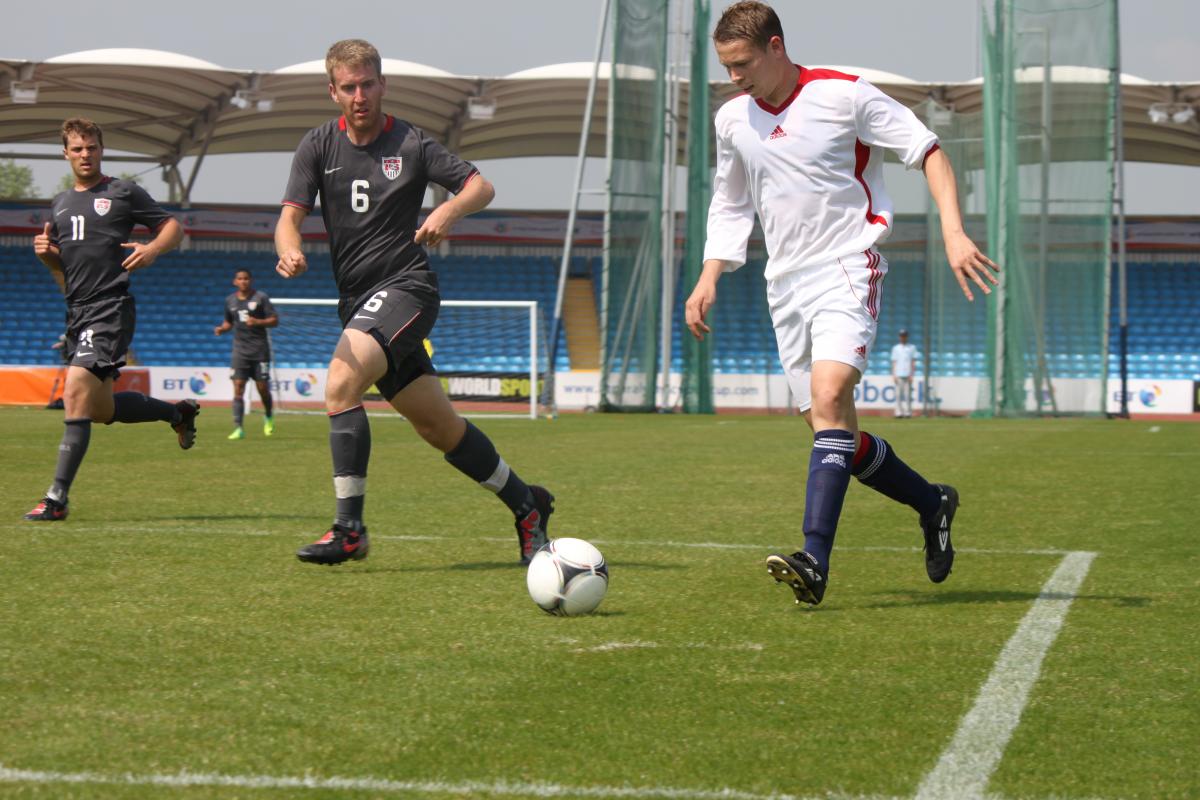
left=571, top=640, right=764, bottom=654
left=0, top=764, right=900, bottom=800
left=913, top=551, right=1097, bottom=800
left=17, top=523, right=1081, bottom=559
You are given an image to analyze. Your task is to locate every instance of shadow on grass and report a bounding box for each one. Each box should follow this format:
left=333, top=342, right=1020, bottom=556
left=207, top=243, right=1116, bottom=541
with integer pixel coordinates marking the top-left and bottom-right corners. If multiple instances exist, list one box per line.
left=402, top=559, right=685, bottom=573
left=858, top=588, right=1150, bottom=609
left=126, top=514, right=318, bottom=523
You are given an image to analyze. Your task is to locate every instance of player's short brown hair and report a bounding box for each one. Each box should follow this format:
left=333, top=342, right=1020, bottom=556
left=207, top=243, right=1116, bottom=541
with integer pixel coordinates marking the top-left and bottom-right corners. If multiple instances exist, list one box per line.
left=325, top=39, right=382, bottom=82
left=61, top=117, right=104, bottom=149
left=713, top=1, right=785, bottom=49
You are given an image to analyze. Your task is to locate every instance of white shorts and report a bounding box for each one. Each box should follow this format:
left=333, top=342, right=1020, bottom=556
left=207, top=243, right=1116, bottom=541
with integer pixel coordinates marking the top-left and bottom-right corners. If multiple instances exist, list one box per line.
left=767, top=249, right=887, bottom=412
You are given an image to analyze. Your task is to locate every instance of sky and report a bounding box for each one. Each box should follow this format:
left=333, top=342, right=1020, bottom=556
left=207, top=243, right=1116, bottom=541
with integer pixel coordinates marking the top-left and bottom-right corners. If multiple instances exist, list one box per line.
left=7, top=0, right=1198, bottom=214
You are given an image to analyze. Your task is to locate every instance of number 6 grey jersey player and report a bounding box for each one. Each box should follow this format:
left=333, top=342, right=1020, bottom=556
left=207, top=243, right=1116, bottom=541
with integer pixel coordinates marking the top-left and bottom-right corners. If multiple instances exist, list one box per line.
left=25, top=117, right=196, bottom=522
left=274, top=39, right=554, bottom=566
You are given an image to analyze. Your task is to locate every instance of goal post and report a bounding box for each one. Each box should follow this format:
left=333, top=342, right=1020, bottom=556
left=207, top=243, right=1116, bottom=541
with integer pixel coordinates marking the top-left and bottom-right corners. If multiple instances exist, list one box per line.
left=270, top=298, right=543, bottom=419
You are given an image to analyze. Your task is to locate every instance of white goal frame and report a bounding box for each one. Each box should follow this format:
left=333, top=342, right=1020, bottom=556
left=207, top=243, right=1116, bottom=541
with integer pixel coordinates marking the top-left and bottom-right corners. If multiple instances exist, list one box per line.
left=272, top=298, right=540, bottom=419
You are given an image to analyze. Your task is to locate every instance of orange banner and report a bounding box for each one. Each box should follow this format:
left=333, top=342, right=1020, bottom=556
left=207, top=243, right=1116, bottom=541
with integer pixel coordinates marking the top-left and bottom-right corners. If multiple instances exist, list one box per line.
left=0, top=367, right=150, bottom=405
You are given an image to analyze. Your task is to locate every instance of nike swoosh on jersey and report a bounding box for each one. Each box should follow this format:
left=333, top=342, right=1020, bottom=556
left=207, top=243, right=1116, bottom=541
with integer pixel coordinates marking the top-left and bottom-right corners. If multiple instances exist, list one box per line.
left=56, top=209, right=69, bottom=215
left=325, top=167, right=343, bottom=174
left=352, top=314, right=375, bottom=320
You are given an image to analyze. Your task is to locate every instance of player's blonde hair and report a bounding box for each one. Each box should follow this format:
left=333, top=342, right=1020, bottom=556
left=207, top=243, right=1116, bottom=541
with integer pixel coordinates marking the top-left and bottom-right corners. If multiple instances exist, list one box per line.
left=713, top=1, right=785, bottom=49
left=61, top=117, right=104, bottom=149
left=325, top=39, right=382, bottom=82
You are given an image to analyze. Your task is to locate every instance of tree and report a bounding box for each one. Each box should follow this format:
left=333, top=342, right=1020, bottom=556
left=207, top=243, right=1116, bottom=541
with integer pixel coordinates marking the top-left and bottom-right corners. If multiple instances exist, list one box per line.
left=0, top=159, right=39, bottom=199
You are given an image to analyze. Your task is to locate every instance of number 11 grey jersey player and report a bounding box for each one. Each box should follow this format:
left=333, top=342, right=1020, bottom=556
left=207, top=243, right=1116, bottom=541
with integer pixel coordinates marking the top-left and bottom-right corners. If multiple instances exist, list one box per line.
left=274, top=39, right=554, bottom=566
left=25, top=117, right=197, bottom=522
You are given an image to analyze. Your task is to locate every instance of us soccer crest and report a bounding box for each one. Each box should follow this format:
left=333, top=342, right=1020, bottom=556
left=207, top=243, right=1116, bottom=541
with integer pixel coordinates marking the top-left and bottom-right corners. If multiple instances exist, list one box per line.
left=248, top=301, right=258, bottom=311
left=93, top=198, right=111, bottom=216
left=381, top=157, right=403, bottom=180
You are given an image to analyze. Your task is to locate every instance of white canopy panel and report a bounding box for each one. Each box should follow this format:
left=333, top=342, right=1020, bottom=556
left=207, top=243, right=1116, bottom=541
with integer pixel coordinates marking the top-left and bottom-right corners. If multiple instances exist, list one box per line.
left=1, top=50, right=1196, bottom=180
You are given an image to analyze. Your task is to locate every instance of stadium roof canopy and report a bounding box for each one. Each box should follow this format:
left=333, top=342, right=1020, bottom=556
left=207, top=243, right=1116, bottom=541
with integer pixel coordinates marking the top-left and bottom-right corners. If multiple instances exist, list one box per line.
left=1, top=49, right=1196, bottom=202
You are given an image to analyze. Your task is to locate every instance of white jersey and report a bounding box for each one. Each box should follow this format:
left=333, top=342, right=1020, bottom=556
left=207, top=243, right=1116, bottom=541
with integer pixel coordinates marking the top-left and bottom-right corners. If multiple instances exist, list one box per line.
left=891, top=342, right=918, bottom=377
left=704, top=67, right=939, bottom=282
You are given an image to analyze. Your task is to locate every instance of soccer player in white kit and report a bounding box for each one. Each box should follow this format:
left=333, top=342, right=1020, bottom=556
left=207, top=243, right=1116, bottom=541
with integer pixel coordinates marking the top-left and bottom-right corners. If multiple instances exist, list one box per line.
left=685, top=2, right=999, bottom=605
left=891, top=329, right=918, bottom=418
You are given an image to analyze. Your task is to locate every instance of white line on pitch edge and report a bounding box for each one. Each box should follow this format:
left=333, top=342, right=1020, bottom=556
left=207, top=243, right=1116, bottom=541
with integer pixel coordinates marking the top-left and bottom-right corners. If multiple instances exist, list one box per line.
left=20, top=523, right=1083, bottom=558
left=0, top=764, right=898, bottom=800
left=912, top=550, right=1097, bottom=800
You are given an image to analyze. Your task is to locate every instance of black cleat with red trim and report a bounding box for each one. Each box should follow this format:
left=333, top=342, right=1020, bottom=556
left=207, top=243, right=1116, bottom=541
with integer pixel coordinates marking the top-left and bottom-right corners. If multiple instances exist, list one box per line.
left=296, top=523, right=369, bottom=565
left=516, top=486, right=554, bottom=566
left=24, top=497, right=69, bottom=522
left=172, top=399, right=200, bottom=450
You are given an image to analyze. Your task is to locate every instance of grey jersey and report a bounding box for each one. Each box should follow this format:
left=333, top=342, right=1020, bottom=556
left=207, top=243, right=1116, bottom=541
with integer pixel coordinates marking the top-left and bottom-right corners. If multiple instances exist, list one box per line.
left=48, top=177, right=173, bottom=306
left=282, top=115, right=476, bottom=307
left=224, top=290, right=275, bottom=361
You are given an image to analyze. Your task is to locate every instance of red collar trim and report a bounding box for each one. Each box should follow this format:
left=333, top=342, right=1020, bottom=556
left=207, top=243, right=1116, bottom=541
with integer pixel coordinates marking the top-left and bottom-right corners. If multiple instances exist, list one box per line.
left=754, top=65, right=803, bottom=116
left=338, top=114, right=394, bottom=134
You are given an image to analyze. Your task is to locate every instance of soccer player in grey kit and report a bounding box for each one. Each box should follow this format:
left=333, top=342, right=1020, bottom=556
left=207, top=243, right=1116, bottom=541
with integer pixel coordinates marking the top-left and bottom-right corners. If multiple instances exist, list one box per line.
left=214, top=269, right=278, bottom=439
left=275, top=40, right=553, bottom=565
left=25, top=117, right=198, bottom=522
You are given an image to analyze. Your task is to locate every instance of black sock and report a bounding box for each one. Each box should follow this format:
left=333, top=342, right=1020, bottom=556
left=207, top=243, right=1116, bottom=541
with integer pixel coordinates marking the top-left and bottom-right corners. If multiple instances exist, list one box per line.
left=444, top=421, right=534, bottom=515
left=232, top=397, right=245, bottom=427
left=109, top=392, right=176, bottom=425
left=260, top=391, right=273, bottom=418
left=330, top=405, right=370, bottom=527
left=49, top=418, right=91, bottom=503
left=802, top=429, right=856, bottom=572
left=852, top=432, right=941, bottom=518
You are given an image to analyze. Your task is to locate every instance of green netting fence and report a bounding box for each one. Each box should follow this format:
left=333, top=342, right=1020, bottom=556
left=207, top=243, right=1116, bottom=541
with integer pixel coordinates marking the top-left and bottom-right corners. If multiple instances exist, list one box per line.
left=601, top=0, right=669, bottom=411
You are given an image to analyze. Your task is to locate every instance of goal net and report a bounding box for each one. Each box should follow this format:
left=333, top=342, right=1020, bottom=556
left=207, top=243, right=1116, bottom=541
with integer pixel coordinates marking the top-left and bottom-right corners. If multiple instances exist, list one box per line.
left=270, top=299, right=545, bottom=419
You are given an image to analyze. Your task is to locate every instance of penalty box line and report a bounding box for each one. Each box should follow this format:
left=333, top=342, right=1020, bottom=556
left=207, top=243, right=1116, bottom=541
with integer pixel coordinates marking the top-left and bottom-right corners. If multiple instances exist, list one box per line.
left=913, top=550, right=1097, bottom=800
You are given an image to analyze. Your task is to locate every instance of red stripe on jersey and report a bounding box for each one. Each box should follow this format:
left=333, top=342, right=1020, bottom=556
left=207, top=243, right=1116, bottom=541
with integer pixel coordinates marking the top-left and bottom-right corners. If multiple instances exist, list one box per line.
left=338, top=116, right=347, bottom=131
left=753, top=65, right=859, bottom=115
left=921, top=142, right=941, bottom=169
left=388, top=312, right=422, bottom=345
left=458, top=169, right=480, bottom=193
left=384, top=115, right=394, bottom=132
left=281, top=200, right=312, bottom=211
left=854, top=139, right=888, bottom=229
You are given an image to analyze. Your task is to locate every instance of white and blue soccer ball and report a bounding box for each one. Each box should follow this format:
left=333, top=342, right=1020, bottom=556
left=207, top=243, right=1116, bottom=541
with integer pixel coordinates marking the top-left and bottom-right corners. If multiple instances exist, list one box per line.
left=525, top=537, right=609, bottom=616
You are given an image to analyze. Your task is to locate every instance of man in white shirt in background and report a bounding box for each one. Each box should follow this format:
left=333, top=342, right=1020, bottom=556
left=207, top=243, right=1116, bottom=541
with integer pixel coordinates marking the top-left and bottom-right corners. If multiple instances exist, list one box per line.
left=890, top=329, right=918, bottom=418
left=684, top=1, right=999, bottom=606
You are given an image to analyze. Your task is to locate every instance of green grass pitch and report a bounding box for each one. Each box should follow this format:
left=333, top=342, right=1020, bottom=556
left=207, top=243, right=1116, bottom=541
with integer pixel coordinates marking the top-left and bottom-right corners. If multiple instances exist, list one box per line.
left=1, top=406, right=1196, bottom=799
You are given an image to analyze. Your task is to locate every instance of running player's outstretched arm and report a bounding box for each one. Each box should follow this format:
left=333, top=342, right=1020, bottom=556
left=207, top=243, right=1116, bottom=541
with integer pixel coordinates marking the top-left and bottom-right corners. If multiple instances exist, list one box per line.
left=275, top=205, right=309, bottom=279
left=120, top=217, right=183, bottom=272
left=855, top=81, right=998, bottom=301
left=415, top=173, right=495, bottom=247
left=33, top=222, right=66, bottom=293
left=686, top=119, right=754, bottom=341
left=923, top=149, right=999, bottom=301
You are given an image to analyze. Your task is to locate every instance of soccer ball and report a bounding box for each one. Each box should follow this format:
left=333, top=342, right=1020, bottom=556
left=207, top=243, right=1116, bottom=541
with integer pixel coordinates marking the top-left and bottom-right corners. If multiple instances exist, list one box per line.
left=525, top=538, right=609, bottom=616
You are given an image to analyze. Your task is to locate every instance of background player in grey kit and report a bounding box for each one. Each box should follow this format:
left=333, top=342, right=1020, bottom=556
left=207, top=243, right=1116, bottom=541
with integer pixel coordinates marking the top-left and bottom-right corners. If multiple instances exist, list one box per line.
left=25, top=117, right=198, bottom=522
left=214, top=268, right=278, bottom=439
left=275, top=39, right=554, bottom=566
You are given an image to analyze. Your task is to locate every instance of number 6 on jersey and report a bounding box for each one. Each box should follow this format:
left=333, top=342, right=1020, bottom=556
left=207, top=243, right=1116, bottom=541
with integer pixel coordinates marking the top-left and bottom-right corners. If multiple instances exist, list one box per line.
left=351, top=180, right=369, bottom=213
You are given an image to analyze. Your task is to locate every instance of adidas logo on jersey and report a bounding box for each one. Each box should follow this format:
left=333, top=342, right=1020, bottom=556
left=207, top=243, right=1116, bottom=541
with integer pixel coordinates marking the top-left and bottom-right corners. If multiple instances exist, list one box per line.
left=769, top=125, right=787, bottom=140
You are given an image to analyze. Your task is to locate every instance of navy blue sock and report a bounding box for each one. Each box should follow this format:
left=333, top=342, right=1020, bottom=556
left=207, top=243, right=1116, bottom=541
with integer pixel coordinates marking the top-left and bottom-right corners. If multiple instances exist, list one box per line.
left=802, top=429, right=856, bottom=572
left=329, top=405, right=370, bottom=527
left=108, top=392, right=176, bottom=424
left=232, top=397, right=245, bottom=427
left=444, top=421, right=534, bottom=515
left=49, top=418, right=91, bottom=503
left=852, top=431, right=941, bottom=518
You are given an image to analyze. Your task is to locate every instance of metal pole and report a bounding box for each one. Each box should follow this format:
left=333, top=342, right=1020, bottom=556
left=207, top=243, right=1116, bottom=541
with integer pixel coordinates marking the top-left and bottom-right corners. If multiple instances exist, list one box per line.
left=547, top=0, right=611, bottom=416
left=1114, top=0, right=1129, bottom=418
left=600, top=2, right=617, bottom=410
left=658, top=0, right=684, bottom=410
